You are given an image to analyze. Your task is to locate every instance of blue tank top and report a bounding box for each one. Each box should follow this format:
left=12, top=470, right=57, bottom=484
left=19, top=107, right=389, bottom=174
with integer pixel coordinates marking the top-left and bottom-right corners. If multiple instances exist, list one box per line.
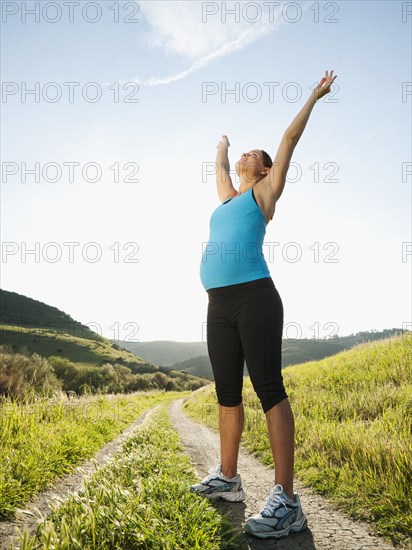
left=199, top=187, right=271, bottom=291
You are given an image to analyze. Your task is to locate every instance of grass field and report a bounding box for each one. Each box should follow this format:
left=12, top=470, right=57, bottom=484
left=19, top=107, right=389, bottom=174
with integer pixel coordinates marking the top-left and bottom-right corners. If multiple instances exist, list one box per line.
left=0, top=391, right=185, bottom=519
left=183, top=333, right=412, bottom=546
left=14, top=403, right=241, bottom=550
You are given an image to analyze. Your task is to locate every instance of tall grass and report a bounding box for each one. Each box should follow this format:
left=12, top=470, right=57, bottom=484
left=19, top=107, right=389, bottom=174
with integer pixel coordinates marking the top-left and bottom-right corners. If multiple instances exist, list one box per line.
left=183, top=334, right=412, bottom=545
left=0, top=391, right=185, bottom=518
left=14, top=404, right=241, bottom=550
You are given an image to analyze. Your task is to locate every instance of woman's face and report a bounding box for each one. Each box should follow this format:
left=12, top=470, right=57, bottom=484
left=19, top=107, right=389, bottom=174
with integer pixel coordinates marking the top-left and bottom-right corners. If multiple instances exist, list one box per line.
left=235, top=149, right=268, bottom=180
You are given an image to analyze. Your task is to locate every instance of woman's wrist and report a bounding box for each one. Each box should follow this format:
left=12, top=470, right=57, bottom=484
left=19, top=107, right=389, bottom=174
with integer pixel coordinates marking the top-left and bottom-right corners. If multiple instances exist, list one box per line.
left=216, top=142, right=229, bottom=153
left=309, top=88, right=320, bottom=104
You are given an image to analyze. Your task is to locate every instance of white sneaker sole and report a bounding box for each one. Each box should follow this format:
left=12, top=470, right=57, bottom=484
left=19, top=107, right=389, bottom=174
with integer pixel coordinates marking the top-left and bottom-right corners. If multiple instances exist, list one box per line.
left=204, top=488, right=246, bottom=502
left=244, top=515, right=308, bottom=538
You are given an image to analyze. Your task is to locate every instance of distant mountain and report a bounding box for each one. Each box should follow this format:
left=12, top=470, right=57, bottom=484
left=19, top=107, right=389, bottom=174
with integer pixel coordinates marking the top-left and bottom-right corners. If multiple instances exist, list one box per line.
left=120, top=341, right=208, bottom=367
left=120, top=328, right=407, bottom=379
left=165, top=355, right=214, bottom=380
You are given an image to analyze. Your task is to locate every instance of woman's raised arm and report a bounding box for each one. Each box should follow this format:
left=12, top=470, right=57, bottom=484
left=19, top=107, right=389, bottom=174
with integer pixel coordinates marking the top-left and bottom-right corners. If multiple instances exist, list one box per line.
left=265, top=70, right=338, bottom=203
left=286, top=70, right=337, bottom=142
left=216, top=135, right=237, bottom=202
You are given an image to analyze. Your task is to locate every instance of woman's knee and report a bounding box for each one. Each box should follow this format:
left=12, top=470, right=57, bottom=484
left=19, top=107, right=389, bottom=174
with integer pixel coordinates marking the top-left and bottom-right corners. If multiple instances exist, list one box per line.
left=215, top=386, right=243, bottom=408
left=255, top=385, right=289, bottom=414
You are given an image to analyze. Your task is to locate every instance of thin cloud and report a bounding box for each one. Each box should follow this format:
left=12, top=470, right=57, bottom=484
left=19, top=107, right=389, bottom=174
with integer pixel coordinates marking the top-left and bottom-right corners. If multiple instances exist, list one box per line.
left=134, top=23, right=276, bottom=86
left=125, top=1, right=291, bottom=87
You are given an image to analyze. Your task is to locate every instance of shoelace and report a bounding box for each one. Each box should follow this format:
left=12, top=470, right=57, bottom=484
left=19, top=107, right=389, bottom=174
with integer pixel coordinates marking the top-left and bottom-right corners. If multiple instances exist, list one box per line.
left=260, top=486, right=289, bottom=517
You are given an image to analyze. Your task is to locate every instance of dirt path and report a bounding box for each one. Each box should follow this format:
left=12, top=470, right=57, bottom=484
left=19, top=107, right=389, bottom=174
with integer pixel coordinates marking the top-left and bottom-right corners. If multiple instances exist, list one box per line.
left=169, top=398, right=406, bottom=550
left=0, top=405, right=159, bottom=550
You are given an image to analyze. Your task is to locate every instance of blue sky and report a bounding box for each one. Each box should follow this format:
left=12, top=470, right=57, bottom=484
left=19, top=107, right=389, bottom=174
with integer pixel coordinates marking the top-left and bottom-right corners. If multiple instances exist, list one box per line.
left=1, top=0, right=411, bottom=344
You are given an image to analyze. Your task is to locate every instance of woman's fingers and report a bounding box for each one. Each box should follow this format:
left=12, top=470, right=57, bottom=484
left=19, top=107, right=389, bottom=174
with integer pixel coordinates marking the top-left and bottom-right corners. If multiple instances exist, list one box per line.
left=217, top=135, right=230, bottom=147
left=314, top=70, right=337, bottom=99
left=320, top=70, right=337, bottom=88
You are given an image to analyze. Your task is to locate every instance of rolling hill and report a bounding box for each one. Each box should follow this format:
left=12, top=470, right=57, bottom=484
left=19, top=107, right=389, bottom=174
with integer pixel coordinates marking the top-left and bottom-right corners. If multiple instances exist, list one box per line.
left=0, top=289, right=210, bottom=392
left=0, top=289, right=103, bottom=342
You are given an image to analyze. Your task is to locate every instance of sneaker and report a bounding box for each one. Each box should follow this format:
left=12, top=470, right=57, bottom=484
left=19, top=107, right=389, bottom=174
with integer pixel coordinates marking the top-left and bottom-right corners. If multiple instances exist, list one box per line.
left=244, top=483, right=307, bottom=539
left=190, top=463, right=246, bottom=502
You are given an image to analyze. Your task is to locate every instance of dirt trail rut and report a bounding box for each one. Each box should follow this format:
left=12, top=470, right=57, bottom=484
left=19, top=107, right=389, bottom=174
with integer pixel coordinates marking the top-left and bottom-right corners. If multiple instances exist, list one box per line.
left=0, top=405, right=158, bottom=550
left=169, top=398, right=403, bottom=550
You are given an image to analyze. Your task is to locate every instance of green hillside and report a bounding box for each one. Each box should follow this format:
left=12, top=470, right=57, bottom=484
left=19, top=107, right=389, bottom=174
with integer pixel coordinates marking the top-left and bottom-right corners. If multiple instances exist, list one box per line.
left=0, top=324, right=152, bottom=371
left=0, top=288, right=203, bottom=377
left=0, top=289, right=102, bottom=341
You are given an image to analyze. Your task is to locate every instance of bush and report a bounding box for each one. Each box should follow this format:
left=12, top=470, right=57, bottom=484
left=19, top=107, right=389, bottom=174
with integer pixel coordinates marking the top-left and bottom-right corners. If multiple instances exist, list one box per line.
left=0, top=349, right=61, bottom=399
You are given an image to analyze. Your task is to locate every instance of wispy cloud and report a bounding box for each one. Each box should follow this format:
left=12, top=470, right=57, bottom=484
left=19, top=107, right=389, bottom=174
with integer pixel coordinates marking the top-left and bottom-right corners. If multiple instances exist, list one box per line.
left=126, top=1, right=289, bottom=86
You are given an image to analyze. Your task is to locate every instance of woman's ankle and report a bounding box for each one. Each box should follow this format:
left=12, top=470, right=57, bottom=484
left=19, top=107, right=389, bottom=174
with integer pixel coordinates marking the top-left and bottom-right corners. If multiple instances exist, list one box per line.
left=221, top=465, right=237, bottom=479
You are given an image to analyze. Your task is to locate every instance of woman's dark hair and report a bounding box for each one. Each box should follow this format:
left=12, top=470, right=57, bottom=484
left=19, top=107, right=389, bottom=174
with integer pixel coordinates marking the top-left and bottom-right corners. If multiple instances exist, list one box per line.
left=261, top=149, right=273, bottom=169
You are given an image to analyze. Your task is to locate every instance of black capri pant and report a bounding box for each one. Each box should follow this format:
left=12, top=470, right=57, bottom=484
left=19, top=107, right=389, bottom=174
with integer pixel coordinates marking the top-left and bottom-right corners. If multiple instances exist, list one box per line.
left=206, top=276, right=288, bottom=414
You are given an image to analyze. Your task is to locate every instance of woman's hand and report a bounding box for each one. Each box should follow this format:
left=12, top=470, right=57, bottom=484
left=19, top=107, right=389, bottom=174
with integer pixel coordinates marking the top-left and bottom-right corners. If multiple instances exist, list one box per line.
left=217, top=134, right=230, bottom=148
left=314, top=70, right=337, bottom=100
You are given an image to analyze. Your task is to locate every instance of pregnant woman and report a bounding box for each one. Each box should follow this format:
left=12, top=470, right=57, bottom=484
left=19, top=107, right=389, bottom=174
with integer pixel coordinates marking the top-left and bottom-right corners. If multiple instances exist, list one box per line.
left=192, top=70, right=338, bottom=539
